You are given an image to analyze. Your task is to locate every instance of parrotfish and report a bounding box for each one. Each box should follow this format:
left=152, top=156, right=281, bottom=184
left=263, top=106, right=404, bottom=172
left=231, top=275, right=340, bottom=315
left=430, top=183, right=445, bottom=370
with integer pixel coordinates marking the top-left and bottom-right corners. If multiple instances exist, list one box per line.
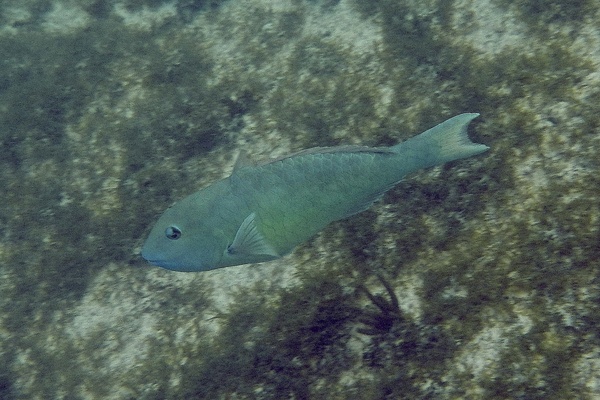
left=142, top=113, right=488, bottom=272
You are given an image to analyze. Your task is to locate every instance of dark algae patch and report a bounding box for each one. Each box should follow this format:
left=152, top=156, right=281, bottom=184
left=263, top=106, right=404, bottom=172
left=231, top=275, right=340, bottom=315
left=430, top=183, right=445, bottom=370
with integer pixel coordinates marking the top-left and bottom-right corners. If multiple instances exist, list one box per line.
left=1, top=0, right=600, bottom=398
left=175, top=276, right=357, bottom=399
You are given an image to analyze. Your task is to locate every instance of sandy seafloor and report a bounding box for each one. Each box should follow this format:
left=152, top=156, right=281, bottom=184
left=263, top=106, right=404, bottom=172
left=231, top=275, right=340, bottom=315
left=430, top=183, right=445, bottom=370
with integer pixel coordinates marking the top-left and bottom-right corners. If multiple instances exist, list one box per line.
left=1, top=0, right=600, bottom=398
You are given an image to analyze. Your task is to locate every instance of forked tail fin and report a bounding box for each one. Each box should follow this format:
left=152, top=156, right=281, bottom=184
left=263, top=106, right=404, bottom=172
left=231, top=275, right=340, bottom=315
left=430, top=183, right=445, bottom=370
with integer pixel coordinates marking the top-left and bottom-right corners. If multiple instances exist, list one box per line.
left=392, top=113, right=489, bottom=169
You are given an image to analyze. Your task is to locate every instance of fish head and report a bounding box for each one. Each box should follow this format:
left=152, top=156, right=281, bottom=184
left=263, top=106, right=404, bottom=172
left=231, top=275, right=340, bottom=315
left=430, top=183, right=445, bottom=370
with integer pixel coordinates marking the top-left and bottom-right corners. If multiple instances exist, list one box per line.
left=142, top=184, right=231, bottom=272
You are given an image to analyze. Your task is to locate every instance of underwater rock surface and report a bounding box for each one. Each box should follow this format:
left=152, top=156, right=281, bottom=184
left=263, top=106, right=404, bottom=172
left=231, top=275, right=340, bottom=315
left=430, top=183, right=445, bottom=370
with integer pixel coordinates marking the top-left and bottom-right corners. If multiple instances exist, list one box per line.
left=0, top=0, right=599, bottom=398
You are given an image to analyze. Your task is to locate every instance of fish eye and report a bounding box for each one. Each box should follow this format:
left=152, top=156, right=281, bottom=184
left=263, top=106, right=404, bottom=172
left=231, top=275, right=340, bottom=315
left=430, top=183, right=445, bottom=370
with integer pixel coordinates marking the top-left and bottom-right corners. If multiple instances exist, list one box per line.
left=165, top=226, right=182, bottom=240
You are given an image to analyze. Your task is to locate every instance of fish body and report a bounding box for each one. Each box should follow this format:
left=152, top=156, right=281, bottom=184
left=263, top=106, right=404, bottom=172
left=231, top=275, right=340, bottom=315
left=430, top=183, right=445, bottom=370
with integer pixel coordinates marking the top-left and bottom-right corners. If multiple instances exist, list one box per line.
left=142, top=113, right=488, bottom=271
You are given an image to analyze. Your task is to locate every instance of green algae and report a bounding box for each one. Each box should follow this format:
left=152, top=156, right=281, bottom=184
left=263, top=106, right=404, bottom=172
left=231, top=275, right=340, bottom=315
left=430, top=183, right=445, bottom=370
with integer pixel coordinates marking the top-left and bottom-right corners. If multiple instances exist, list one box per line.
left=0, top=368, right=15, bottom=400
left=499, top=0, right=599, bottom=26
left=162, top=275, right=357, bottom=399
left=1, top=0, right=600, bottom=398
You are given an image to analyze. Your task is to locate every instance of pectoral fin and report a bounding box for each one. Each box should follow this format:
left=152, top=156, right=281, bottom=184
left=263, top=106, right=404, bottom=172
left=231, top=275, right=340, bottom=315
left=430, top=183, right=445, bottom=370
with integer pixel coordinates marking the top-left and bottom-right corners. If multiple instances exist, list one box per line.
left=227, top=213, right=280, bottom=257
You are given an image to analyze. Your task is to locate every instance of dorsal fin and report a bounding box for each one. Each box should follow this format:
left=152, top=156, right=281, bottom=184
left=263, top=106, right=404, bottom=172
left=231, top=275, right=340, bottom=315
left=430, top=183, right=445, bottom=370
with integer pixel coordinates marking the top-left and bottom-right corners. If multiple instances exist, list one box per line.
left=233, top=145, right=396, bottom=172
left=233, top=150, right=254, bottom=173
left=264, top=145, right=395, bottom=166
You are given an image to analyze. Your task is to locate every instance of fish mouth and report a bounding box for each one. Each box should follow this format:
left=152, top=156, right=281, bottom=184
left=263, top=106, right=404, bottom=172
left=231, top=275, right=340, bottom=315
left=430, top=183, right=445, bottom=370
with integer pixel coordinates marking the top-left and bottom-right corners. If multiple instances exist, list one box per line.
left=143, top=257, right=185, bottom=271
left=142, top=257, right=164, bottom=267
left=141, top=254, right=200, bottom=272
left=141, top=246, right=168, bottom=268
left=141, top=249, right=171, bottom=269
left=141, top=251, right=171, bottom=268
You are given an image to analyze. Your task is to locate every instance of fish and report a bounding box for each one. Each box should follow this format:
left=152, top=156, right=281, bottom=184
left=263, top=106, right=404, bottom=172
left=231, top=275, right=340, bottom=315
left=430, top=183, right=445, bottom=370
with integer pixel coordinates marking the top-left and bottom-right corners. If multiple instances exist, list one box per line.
left=142, top=113, right=489, bottom=272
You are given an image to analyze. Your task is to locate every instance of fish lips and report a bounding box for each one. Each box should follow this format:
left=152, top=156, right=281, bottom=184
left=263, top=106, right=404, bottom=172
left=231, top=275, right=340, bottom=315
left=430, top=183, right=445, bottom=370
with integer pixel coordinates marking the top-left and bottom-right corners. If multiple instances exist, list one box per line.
left=142, top=255, right=196, bottom=272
